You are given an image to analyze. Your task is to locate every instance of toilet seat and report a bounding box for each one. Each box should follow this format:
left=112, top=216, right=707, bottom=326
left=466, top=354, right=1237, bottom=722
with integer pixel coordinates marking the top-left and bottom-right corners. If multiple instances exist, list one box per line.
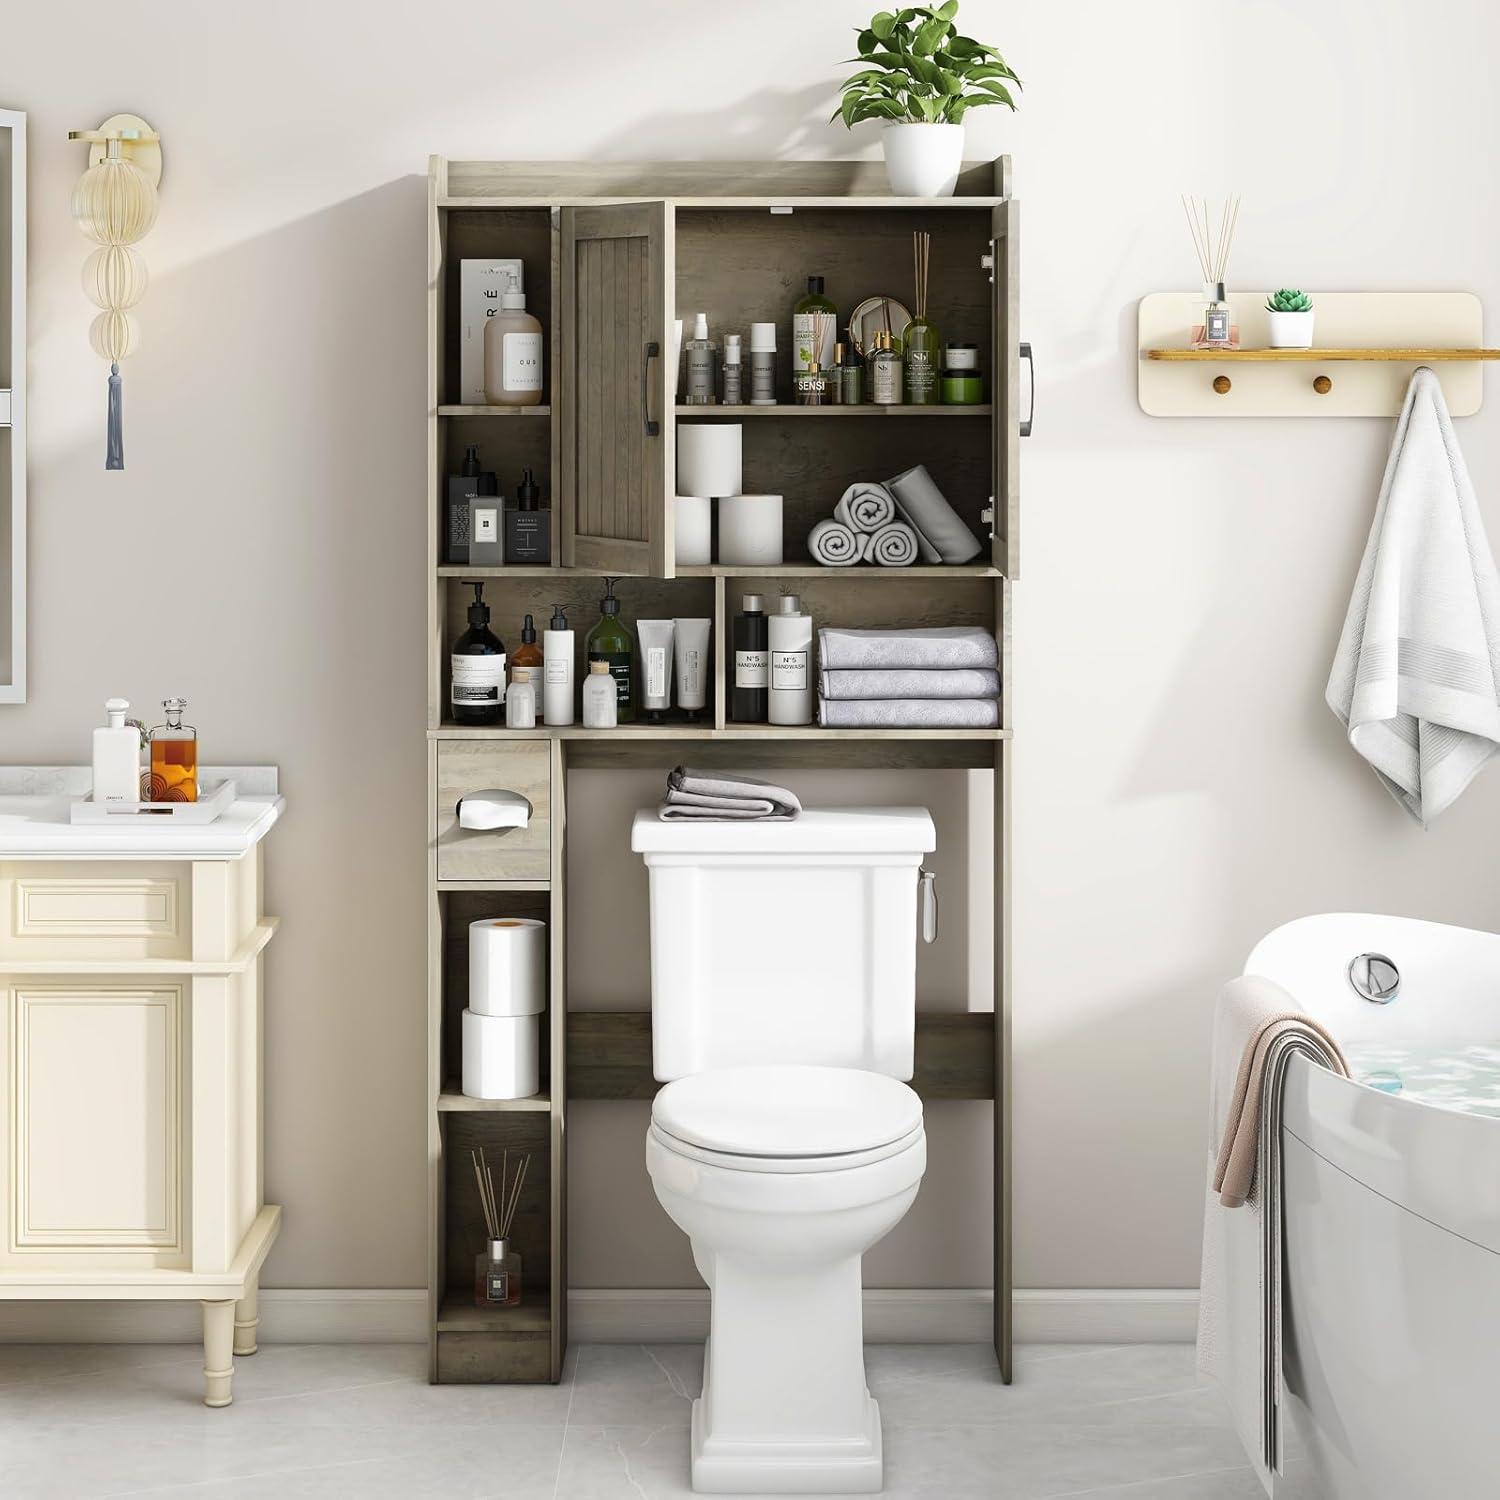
left=651, top=1064, right=923, bottom=1173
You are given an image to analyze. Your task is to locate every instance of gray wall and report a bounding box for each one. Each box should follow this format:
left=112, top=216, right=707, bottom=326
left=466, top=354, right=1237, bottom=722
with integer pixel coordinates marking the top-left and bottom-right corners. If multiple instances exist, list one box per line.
left=4, top=0, right=1500, bottom=1294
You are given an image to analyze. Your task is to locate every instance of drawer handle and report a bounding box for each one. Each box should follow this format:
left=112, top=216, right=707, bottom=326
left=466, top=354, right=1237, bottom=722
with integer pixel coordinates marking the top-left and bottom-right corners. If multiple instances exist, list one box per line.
left=457, top=790, right=533, bottom=831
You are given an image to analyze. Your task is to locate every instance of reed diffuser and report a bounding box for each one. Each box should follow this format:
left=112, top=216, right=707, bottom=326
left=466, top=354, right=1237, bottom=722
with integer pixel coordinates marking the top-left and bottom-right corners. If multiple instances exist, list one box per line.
left=794, top=313, right=835, bottom=405
left=903, top=231, right=939, bottom=404
left=1182, top=195, right=1241, bottom=349
left=471, top=1147, right=529, bottom=1308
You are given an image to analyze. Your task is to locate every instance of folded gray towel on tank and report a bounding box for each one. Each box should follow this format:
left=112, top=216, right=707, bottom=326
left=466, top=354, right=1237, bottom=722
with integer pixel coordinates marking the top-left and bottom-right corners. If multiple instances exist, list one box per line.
left=808, top=518, right=868, bottom=567
left=819, top=667, right=1001, bottom=700
left=819, top=625, right=998, bottom=672
left=833, top=481, right=897, bottom=534
left=659, top=766, right=802, bottom=820
left=885, top=463, right=983, bottom=564
left=817, top=698, right=1000, bottom=729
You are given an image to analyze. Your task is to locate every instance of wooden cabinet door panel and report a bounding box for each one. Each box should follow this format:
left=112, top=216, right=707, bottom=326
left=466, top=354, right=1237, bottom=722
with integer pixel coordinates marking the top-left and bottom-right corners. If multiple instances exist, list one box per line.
left=993, top=199, right=1020, bottom=578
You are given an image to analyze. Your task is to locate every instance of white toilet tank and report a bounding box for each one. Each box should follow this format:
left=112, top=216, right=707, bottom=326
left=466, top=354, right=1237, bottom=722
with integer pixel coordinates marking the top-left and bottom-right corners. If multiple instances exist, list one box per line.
left=631, top=807, right=936, bottom=1082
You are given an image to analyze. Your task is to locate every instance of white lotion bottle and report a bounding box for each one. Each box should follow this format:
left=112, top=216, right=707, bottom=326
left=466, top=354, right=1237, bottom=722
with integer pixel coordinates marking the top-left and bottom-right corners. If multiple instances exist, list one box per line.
left=92, top=697, right=141, bottom=803
left=543, top=603, right=575, bottom=725
left=483, top=270, right=543, bottom=407
left=582, top=659, right=618, bottom=728
left=768, top=595, right=813, bottom=726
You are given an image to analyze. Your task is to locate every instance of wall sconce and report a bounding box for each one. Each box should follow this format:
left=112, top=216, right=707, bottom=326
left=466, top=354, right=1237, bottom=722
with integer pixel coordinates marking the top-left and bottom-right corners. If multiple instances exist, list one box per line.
left=68, top=114, right=162, bottom=470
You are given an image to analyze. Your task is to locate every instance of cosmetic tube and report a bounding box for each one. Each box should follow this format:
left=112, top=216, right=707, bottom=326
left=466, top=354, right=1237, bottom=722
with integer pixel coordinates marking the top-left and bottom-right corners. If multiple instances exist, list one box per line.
left=673, top=618, right=711, bottom=720
left=637, top=619, right=676, bottom=722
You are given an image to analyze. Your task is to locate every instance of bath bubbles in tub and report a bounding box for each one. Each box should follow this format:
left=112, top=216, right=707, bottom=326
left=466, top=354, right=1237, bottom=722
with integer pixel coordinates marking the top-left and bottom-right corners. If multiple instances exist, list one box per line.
left=1344, top=1040, right=1500, bottom=1118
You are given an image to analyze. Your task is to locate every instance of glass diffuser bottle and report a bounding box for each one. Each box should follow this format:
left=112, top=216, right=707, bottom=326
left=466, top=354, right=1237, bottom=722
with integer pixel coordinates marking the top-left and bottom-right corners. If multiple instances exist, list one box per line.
left=902, top=231, right=940, bottom=404
left=474, top=1237, right=523, bottom=1308
left=471, top=1147, right=528, bottom=1310
left=148, top=698, right=198, bottom=803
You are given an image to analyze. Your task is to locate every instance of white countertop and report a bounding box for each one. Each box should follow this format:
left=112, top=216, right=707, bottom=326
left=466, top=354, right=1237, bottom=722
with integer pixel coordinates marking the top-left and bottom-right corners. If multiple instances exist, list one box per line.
left=0, top=766, right=283, bottom=860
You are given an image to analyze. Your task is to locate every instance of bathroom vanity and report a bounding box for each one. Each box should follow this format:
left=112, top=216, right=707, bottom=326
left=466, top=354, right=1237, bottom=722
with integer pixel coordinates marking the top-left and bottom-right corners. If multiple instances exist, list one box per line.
left=0, top=766, right=283, bottom=1407
left=425, top=157, right=1018, bottom=1385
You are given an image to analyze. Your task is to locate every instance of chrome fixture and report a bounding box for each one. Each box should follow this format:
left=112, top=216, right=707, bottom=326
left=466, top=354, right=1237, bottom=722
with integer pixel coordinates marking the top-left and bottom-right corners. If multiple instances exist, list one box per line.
left=1348, top=953, right=1400, bottom=1004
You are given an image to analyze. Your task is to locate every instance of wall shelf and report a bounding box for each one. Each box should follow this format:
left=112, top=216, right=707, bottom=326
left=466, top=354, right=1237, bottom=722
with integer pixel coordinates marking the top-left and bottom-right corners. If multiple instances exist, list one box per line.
left=437, top=1089, right=551, bottom=1113
left=1138, top=291, right=1492, bottom=417
left=437, top=404, right=552, bottom=418
left=674, top=404, right=993, bottom=417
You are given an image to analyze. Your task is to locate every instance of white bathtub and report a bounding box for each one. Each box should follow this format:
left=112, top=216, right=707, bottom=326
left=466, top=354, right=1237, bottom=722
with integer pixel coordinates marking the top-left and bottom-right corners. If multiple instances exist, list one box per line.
left=1244, top=913, right=1500, bottom=1500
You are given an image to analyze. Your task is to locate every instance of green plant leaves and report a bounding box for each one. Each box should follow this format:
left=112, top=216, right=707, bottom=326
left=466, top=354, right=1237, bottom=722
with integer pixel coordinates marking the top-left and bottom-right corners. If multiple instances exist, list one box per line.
left=871, top=11, right=898, bottom=38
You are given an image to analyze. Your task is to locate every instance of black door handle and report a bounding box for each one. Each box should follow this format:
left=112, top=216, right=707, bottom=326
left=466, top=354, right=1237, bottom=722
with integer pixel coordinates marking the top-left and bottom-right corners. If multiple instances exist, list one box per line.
left=1019, top=342, right=1034, bottom=438
left=642, top=340, right=660, bottom=437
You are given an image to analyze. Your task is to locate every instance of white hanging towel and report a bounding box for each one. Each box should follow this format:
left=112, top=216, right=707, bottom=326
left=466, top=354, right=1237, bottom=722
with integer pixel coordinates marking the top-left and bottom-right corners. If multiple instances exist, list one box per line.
left=1326, top=367, right=1500, bottom=824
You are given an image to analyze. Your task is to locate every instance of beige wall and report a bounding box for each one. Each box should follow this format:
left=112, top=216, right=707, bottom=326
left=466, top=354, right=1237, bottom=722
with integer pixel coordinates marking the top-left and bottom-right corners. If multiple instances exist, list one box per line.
left=5, top=0, right=1500, bottom=1295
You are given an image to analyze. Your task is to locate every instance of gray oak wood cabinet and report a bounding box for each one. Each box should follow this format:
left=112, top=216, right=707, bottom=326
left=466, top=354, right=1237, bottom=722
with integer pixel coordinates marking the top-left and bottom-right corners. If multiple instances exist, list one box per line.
left=426, top=156, right=1020, bottom=1385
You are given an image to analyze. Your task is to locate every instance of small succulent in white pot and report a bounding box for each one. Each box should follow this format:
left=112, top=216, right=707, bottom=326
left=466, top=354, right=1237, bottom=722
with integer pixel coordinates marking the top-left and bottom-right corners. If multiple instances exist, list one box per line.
left=1265, top=289, right=1315, bottom=348
left=834, top=3, right=1021, bottom=198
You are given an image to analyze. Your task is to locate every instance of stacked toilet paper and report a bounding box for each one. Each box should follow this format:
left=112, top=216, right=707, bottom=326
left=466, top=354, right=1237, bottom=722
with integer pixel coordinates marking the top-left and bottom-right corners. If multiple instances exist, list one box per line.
left=462, top=917, right=545, bottom=1100
left=676, top=424, right=782, bottom=566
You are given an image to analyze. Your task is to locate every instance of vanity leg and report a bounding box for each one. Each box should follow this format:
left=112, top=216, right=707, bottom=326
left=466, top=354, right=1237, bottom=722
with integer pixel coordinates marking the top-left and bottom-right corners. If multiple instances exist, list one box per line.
left=202, top=1300, right=236, bottom=1407
left=234, top=1280, right=259, bottom=1356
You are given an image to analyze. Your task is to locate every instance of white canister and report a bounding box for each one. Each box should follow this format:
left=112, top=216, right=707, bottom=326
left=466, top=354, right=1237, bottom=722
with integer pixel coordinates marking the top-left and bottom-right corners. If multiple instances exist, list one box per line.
left=677, top=423, right=742, bottom=497
left=674, top=495, right=712, bottom=566
left=461, top=1009, right=540, bottom=1100
left=718, top=494, right=783, bottom=566
left=469, top=916, right=546, bottom=1017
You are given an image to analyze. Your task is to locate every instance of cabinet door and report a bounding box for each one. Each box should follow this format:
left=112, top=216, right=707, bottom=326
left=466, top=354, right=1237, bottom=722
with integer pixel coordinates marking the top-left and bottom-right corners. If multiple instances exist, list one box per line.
left=992, top=200, right=1020, bottom=578
left=559, top=202, right=674, bottom=578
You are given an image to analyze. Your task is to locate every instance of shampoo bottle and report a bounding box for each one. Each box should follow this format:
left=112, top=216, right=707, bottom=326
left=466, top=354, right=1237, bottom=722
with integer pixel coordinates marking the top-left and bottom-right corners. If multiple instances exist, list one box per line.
left=483, top=270, right=544, bottom=407
left=792, top=276, right=837, bottom=375
left=92, top=698, right=141, bottom=804
left=451, top=582, right=506, bottom=725
left=586, top=577, right=635, bottom=723
left=768, top=595, right=813, bottom=725
left=543, top=603, right=575, bottom=726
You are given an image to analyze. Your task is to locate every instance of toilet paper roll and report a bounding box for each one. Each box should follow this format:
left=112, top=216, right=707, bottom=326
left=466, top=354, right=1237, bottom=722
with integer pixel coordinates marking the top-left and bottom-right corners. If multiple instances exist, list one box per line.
left=462, top=1010, right=540, bottom=1100
left=468, top=917, right=546, bottom=1017
left=677, top=423, right=742, bottom=498
left=718, top=493, right=784, bottom=566
left=674, top=496, right=712, bottom=566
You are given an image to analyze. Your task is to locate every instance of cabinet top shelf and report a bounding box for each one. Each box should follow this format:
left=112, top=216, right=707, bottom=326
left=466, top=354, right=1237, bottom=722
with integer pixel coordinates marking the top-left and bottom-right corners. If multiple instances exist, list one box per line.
left=1145, top=347, right=1500, bottom=362
left=674, top=404, right=993, bottom=418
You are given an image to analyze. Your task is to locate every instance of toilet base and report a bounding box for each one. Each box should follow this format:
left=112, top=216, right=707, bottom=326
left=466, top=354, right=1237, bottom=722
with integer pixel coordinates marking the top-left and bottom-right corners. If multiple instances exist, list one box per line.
left=690, top=1367, right=883, bottom=1494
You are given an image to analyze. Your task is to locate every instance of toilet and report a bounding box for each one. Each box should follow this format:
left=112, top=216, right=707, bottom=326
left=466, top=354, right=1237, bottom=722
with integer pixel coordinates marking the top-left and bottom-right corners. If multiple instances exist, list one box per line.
left=632, top=806, right=936, bottom=1494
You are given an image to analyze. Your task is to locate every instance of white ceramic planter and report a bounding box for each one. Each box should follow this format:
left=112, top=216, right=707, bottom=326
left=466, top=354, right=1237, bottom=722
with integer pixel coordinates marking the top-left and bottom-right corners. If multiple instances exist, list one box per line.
left=1267, top=309, right=1316, bottom=348
left=881, top=122, right=964, bottom=197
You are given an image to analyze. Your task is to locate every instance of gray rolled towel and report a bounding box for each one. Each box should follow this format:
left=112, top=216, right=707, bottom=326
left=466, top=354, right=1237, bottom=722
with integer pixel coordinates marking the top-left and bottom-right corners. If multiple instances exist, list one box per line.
left=819, top=625, right=998, bottom=672
left=820, top=667, right=1001, bottom=700
left=808, top=518, right=867, bottom=567
left=866, top=520, right=919, bottom=567
left=885, top=464, right=983, bottom=564
left=833, top=481, right=897, bottom=534
left=818, top=697, right=1000, bottom=729
left=659, top=766, right=802, bottom=820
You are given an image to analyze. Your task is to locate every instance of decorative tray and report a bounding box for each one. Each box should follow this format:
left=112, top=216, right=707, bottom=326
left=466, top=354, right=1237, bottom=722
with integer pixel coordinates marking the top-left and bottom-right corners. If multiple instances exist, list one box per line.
left=69, top=777, right=237, bottom=825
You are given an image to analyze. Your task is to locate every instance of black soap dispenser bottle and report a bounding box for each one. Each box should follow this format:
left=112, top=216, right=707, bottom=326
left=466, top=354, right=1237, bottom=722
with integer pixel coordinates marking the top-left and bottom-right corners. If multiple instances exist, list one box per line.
left=451, top=582, right=507, bottom=725
left=505, top=467, right=550, bottom=563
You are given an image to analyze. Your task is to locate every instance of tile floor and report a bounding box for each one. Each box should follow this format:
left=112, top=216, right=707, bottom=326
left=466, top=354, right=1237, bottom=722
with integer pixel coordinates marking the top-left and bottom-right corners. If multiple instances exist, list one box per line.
left=0, top=1341, right=1304, bottom=1499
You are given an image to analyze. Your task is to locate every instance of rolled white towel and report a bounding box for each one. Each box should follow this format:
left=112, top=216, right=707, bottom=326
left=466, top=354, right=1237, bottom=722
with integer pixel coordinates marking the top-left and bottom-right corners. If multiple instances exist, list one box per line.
left=866, top=520, right=918, bottom=567
left=833, top=481, right=897, bottom=534
left=808, top=518, right=868, bottom=567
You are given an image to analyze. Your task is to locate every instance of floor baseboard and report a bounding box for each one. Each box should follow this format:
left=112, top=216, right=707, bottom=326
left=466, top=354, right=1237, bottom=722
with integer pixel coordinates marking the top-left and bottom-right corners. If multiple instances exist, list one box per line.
left=0, top=1287, right=1198, bottom=1345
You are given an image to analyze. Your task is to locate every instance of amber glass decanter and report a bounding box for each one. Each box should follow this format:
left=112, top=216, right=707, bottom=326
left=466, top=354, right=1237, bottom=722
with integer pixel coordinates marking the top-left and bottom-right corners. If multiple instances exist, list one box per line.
left=148, top=698, right=198, bottom=802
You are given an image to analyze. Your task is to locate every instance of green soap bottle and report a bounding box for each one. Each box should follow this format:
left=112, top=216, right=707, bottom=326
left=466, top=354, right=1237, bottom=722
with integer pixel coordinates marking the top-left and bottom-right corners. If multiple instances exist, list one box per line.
left=585, top=576, right=635, bottom=723
left=903, top=314, right=940, bottom=404
left=792, top=275, right=837, bottom=376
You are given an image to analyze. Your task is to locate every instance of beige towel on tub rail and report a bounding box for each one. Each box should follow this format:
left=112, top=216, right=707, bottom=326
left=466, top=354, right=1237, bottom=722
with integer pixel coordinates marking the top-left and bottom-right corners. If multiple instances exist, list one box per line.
left=1198, top=975, right=1349, bottom=1497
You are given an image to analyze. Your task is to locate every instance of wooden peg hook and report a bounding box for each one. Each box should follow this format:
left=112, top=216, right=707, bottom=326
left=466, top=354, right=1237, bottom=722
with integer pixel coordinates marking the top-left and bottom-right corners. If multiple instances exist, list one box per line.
left=1313, top=375, right=1332, bottom=394
left=1212, top=375, right=1231, bottom=395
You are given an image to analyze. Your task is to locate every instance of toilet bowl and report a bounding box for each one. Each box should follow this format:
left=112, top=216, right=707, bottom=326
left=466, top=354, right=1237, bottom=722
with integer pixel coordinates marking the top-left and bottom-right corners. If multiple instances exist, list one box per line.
left=646, top=1064, right=927, bottom=1494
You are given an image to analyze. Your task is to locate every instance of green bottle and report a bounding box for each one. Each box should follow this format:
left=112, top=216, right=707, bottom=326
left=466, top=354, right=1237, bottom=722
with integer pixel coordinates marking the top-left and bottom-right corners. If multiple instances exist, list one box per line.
left=586, top=576, right=635, bottom=723
left=792, top=275, right=837, bottom=376
left=903, top=314, right=940, bottom=405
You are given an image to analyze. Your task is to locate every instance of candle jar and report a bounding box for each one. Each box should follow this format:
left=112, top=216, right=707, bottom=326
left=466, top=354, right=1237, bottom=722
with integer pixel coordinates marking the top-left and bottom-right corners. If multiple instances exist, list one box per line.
left=940, top=342, right=983, bottom=405
left=474, top=1237, right=523, bottom=1308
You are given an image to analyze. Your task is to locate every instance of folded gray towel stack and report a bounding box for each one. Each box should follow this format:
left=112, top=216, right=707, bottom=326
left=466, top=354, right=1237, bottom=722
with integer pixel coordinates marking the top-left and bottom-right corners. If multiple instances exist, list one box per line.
left=659, top=766, right=802, bottom=821
left=816, top=627, right=1000, bottom=729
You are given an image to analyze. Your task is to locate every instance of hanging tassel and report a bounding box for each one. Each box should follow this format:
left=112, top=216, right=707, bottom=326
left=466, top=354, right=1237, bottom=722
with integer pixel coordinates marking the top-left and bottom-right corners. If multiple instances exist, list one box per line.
left=106, top=361, right=124, bottom=470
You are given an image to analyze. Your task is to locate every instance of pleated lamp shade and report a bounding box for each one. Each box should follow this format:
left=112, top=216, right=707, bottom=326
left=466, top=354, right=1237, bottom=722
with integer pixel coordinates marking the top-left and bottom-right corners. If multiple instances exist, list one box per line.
left=70, top=154, right=158, bottom=246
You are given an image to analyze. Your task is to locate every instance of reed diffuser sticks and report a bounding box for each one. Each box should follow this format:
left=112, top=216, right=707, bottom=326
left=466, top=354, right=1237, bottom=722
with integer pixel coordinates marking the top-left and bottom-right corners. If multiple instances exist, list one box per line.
left=1180, top=194, right=1240, bottom=289
left=912, top=230, right=930, bottom=321
left=471, top=1146, right=528, bottom=1242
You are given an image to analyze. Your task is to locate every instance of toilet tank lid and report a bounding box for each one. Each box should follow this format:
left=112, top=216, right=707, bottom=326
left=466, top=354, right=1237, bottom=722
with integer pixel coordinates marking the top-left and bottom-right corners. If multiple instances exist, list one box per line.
left=632, top=806, right=935, bottom=855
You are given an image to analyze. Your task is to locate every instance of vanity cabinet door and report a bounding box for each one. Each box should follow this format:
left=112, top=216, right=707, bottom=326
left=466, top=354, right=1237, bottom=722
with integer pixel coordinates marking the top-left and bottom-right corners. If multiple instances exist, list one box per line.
left=558, top=201, right=674, bottom=578
left=992, top=199, right=1020, bottom=578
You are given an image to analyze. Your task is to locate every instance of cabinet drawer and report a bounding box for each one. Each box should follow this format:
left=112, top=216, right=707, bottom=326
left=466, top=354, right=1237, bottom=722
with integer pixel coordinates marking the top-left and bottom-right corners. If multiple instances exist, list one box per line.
left=1, top=864, right=189, bottom=962
left=435, top=741, right=550, bottom=882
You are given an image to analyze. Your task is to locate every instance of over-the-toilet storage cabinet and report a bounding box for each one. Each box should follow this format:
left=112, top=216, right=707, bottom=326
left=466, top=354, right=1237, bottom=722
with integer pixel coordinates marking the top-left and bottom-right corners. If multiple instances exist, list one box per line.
left=426, top=157, right=1019, bottom=1384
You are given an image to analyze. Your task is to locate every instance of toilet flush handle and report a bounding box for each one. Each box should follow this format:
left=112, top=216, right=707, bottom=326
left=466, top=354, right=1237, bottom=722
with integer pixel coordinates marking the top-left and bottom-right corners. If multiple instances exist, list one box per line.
left=919, top=869, right=938, bottom=944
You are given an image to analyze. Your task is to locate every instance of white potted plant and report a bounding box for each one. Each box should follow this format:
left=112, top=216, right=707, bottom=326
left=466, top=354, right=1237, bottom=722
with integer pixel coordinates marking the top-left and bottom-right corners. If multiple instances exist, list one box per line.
left=834, top=3, right=1021, bottom=198
left=1265, top=289, right=1316, bottom=348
